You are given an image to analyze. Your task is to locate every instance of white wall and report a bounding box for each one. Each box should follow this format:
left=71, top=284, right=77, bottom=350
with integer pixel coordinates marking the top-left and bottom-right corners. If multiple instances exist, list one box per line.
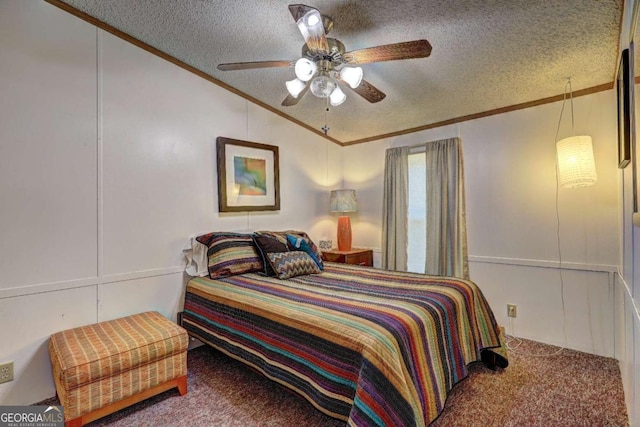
left=342, top=90, right=619, bottom=357
left=616, top=0, right=640, bottom=423
left=0, top=1, right=340, bottom=405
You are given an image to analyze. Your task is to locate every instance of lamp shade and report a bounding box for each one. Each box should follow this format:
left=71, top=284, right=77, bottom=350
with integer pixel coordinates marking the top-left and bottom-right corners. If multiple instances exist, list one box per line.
left=329, top=189, right=358, bottom=212
left=339, top=66, right=363, bottom=89
left=329, top=85, right=346, bottom=106
left=294, top=58, right=317, bottom=82
left=285, top=78, right=306, bottom=98
left=556, top=135, right=597, bottom=188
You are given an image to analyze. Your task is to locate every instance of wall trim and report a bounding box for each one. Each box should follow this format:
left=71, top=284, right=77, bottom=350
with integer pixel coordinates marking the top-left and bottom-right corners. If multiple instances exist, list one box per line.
left=369, top=248, right=617, bottom=273
left=617, top=269, right=640, bottom=320
left=469, top=255, right=617, bottom=273
left=0, top=277, right=101, bottom=300
left=0, top=266, right=184, bottom=300
left=101, top=266, right=184, bottom=285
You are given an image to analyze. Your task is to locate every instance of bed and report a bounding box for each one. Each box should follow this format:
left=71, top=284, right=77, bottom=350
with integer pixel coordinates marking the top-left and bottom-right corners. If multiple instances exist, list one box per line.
left=181, top=231, right=506, bottom=427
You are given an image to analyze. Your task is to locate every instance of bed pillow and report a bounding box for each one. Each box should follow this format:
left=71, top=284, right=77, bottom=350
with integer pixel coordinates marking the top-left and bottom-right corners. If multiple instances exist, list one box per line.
left=196, top=232, right=263, bottom=278
left=286, top=233, right=324, bottom=270
left=253, top=232, right=290, bottom=276
left=267, top=251, right=321, bottom=279
left=183, top=236, right=209, bottom=277
left=256, top=230, right=324, bottom=271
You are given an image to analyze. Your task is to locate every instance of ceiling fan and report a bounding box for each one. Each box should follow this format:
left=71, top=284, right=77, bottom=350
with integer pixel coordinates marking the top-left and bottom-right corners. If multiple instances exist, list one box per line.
left=217, top=4, right=432, bottom=107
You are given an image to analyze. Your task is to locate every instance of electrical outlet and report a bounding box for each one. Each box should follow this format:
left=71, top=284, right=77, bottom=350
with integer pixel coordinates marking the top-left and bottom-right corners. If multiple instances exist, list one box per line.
left=0, top=361, right=14, bottom=384
left=507, top=304, right=517, bottom=318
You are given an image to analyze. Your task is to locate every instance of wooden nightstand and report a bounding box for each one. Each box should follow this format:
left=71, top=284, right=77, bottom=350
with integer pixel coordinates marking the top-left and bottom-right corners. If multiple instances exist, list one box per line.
left=322, top=248, right=373, bottom=267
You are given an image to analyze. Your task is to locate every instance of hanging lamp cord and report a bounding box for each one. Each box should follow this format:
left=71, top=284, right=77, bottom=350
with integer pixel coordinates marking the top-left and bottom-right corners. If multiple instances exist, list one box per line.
left=569, top=78, right=575, bottom=135
left=554, top=78, right=575, bottom=143
left=553, top=77, right=573, bottom=350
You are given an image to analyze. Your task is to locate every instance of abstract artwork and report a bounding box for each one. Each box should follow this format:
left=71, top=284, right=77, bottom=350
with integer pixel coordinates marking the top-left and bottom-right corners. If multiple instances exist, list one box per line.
left=234, top=156, right=267, bottom=195
left=217, top=137, right=280, bottom=212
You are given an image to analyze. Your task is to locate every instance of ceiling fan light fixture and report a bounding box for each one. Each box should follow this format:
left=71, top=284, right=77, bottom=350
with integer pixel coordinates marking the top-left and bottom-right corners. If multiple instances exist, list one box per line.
left=329, top=85, right=346, bottom=106
left=340, top=66, right=363, bottom=89
left=285, top=78, right=306, bottom=98
left=294, top=58, right=317, bottom=81
left=219, top=5, right=432, bottom=109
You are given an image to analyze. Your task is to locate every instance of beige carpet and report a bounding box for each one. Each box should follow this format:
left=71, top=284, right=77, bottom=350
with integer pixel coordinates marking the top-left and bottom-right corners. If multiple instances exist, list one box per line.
left=37, top=336, right=628, bottom=426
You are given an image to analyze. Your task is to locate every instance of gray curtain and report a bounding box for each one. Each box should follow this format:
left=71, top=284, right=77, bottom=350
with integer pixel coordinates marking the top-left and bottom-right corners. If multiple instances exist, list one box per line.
left=424, top=137, right=469, bottom=279
left=381, top=146, right=409, bottom=271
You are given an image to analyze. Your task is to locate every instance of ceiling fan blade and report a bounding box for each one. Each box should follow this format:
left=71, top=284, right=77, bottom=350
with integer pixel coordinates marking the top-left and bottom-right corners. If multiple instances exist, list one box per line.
left=288, top=4, right=329, bottom=53
left=345, top=40, right=432, bottom=64
left=217, top=60, right=293, bottom=71
left=342, top=78, right=386, bottom=103
left=281, top=82, right=310, bottom=106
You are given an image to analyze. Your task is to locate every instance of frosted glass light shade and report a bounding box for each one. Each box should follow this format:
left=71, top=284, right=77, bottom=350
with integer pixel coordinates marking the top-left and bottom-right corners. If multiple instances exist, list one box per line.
left=310, top=75, right=336, bottom=98
left=294, top=58, right=317, bottom=82
left=329, top=189, right=358, bottom=212
left=556, top=135, right=597, bottom=188
left=339, top=66, right=363, bottom=88
left=329, top=85, right=346, bottom=106
left=285, top=78, right=306, bottom=98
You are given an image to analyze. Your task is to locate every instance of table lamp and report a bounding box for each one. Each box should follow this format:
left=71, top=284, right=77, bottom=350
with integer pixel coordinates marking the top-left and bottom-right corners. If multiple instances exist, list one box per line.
left=329, top=189, right=358, bottom=251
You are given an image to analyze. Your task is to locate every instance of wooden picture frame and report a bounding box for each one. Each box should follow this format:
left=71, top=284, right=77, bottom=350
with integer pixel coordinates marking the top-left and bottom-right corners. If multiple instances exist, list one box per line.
left=618, top=48, right=631, bottom=169
left=216, top=137, right=280, bottom=212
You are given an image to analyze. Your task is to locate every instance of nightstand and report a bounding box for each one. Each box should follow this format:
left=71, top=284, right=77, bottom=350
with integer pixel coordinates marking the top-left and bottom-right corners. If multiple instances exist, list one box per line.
left=322, top=248, right=373, bottom=267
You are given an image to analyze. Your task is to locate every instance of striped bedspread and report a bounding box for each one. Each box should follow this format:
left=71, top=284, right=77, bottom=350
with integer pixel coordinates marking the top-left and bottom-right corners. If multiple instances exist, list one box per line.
left=182, top=263, right=503, bottom=426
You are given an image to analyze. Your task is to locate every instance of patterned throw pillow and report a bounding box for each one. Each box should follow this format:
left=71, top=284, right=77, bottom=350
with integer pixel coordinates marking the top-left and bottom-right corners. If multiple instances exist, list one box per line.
left=196, top=232, right=263, bottom=278
left=253, top=232, right=290, bottom=276
left=256, top=230, right=324, bottom=272
left=286, top=234, right=324, bottom=270
left=267, top=251, right=321, bottom=279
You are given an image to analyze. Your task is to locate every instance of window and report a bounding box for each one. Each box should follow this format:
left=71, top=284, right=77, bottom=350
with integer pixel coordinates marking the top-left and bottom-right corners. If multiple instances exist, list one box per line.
left=407, top=152, right=426, bottom=273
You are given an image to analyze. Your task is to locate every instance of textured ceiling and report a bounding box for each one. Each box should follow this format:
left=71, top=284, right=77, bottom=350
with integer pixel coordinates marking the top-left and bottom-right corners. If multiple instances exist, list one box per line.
left=56, top=0, right=622, bottom=144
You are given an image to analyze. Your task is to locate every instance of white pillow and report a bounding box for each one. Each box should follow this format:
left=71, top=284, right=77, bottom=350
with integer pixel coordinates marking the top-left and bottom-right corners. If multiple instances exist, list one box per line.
left=182, top=236, right=209, bottom=277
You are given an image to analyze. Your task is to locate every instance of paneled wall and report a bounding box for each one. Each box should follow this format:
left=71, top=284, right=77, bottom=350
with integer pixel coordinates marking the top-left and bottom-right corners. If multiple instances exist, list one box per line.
left=0, top=1, right=340, bottom=405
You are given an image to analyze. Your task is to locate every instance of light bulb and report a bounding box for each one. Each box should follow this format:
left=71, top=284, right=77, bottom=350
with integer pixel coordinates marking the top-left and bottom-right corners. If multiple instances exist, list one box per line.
left=285, top=78, right=306, bottom=98
left=294, top=58, right=317, bottom=82
left=310, top=75, right=336, bottom=98
left=329, top=86, right=346, bottom=106
left=305, top=13, right=320, bottom=27
left=339, top=66, right=363, bottom=89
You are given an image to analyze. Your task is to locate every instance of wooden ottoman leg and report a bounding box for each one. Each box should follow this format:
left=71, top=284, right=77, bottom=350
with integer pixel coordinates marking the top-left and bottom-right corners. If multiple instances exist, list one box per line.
left=65, top=418, right=83, bottom=427
left=177, top=375, right=188, bottom=396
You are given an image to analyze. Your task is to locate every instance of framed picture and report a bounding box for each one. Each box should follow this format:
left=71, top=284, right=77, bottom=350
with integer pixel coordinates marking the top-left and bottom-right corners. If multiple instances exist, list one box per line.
left=216, top=137, right=280, bottom=212
left=618, top=48, right=631, bottom=169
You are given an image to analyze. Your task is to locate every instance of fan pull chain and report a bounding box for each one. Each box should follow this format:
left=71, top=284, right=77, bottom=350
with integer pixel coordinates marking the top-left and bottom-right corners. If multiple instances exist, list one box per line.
left=322, top=98, right=330, bottom=135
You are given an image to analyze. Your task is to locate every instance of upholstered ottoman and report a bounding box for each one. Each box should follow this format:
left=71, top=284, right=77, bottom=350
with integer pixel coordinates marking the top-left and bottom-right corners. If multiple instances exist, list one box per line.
left=48, top=311, right=188, bottom=426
